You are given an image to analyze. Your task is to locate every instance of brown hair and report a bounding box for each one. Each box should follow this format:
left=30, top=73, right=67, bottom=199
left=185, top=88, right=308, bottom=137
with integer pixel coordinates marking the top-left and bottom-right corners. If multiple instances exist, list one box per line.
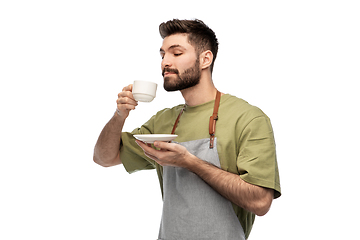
left=159, top=19, right=219, bottom=73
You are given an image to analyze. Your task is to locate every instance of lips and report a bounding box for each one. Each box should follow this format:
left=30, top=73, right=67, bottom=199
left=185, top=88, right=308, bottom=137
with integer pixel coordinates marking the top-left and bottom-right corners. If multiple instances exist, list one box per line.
left=162, top=68, right=179, bottom=77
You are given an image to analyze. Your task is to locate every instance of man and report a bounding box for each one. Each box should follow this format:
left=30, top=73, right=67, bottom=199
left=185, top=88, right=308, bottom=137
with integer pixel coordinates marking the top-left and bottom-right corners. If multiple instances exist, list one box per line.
left=94, top=19, right=281, bottom=240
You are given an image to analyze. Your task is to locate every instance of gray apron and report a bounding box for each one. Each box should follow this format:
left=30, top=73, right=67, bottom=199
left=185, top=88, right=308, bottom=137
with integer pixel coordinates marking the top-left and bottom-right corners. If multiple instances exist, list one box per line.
left=158, top=91, right=245, bottom=240
left=158, top=138, right=245, bottom=240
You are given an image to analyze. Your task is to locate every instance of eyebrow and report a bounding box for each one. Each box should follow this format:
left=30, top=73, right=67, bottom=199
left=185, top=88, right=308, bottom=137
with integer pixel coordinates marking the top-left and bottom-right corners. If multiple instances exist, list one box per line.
left=160, top=44, right=186, bottom=53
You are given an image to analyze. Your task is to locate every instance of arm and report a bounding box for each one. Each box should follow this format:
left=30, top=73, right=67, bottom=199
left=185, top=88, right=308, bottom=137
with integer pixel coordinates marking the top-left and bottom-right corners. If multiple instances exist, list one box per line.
left=136, top=140, right=273, bottom=216
left=186, top=154, right=273, bottom=216
left=93, top=84, right=138, bottom=167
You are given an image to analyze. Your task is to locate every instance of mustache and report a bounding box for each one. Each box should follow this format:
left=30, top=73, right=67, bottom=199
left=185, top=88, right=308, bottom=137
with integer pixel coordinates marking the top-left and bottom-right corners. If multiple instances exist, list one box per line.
left=162, top=67, right=179, bottom=77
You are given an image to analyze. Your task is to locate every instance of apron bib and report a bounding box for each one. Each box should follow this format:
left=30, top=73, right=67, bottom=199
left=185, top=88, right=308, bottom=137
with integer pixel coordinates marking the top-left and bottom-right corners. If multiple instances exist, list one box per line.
left=158, top=138, right=245, bottom=240
left=158, top=91, right=245, bottom=240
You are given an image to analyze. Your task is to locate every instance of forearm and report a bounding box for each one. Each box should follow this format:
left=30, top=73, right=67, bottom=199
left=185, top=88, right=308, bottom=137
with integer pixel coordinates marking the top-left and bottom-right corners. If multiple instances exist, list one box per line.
left=136, top=140, right=273, bottom=215
left=93, top=113, right=125, bottom=167
left=187, top=156, right=273, bottom=216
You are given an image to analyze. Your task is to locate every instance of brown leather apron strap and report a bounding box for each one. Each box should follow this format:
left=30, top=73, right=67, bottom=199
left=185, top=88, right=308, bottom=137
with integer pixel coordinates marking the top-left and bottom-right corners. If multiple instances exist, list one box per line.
left=171, top=90, right=221, bottom=149
left=171, top=107, right=185, bottom=135
left=209, top=90, right=221, bottom=149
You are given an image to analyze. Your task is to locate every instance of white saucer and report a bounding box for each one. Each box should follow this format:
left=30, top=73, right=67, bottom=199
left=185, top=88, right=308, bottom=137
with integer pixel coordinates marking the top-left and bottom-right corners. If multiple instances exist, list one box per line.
left=133, top=134, right=178, bottom=143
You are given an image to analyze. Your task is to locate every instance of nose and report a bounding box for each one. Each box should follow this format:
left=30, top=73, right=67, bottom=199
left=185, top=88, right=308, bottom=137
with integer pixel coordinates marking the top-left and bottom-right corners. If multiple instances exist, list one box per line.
left=161, top=55, right=172, bottom=70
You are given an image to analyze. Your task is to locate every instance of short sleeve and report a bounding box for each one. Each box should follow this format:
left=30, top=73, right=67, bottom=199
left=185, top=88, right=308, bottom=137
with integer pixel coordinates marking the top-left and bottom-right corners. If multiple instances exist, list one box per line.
left=237, top=116, right=281, bottom=198
left=119, top=116, right=157, bottom=173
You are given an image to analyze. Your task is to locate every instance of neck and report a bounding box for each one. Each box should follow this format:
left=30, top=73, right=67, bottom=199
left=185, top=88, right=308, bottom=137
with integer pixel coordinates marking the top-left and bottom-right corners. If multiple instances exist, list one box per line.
left=180, top=72, right=219, bottom=106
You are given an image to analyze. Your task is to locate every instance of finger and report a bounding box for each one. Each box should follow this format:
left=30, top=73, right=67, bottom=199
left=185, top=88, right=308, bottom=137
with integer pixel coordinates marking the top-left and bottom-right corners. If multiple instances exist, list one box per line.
left=122, top=84, right=133, bottom=92
left=144, top=152, right=158, bottom=162
left=135, top=140, right=152, bottom=151
left=118, top=90, right=137, bottom=102
left=116, top=93, right=138, bottom=110
left=153, top=141, right=174, bottom=150
left=116, top=96, right=138, bottom=106
left=136, top=140, right=159, bottom=158
left=117, top=104, right=136, bottom=113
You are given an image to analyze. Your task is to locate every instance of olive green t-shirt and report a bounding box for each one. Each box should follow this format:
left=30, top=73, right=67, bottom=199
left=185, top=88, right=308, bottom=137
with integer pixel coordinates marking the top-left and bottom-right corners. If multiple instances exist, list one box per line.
left=120, top=94, right=281, bottom=239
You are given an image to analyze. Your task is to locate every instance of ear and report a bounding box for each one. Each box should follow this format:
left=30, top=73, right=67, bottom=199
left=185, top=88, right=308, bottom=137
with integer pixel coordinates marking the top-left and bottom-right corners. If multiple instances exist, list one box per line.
left=199, top=50, right=213, bottom=70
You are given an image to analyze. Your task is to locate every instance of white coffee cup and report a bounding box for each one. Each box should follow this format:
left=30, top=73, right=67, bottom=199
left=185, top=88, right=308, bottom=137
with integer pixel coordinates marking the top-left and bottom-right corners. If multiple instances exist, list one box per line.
left=132, top=80, right=158, bottom=102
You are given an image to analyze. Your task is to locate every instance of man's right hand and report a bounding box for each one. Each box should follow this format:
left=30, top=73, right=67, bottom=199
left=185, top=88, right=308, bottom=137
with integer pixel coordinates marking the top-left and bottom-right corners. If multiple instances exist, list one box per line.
left=116, top=84, right=138, bottom=119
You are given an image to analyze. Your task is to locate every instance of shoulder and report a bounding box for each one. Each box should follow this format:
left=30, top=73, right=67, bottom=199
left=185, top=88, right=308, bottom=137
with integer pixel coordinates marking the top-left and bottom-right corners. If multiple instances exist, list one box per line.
left=220, top=94, right=268, bottom=121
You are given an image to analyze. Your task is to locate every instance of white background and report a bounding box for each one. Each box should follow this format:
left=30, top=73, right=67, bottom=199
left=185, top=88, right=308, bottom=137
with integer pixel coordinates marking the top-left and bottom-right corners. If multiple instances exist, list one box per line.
left=1, top=0, right=359, bottom=239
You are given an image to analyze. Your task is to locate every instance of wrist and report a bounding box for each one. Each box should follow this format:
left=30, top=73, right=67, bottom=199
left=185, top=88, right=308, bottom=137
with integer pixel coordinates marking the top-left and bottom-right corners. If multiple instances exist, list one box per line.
left=115, top=108, right=122, bottom=116
left=113, top=108, right=127, bottom=123
left=184, top=154, right=203, bottom=172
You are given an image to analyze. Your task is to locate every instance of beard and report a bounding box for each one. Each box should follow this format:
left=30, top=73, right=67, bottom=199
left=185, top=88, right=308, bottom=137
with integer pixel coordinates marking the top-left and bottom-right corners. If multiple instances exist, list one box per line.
left=162, top=58, right=201, bottom=92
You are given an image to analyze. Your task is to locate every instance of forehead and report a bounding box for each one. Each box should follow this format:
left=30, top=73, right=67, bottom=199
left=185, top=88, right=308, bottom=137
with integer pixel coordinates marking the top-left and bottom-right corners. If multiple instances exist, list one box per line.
left=160, top=33, right=194, bottom=52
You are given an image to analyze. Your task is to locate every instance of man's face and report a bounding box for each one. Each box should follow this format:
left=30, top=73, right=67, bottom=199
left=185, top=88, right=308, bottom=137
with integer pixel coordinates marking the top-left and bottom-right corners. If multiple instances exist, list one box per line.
left=160, top=34, right=201, bottom=92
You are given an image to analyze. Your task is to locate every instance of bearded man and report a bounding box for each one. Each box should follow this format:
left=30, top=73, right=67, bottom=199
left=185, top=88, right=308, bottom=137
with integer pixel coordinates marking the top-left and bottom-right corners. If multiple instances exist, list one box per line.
left=93, top=19, right=281, bottom=240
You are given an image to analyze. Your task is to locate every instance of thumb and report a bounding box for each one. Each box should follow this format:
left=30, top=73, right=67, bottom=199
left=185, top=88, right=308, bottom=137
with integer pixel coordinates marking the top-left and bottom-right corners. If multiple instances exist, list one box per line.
left=154, top=141, right=173, bottom=150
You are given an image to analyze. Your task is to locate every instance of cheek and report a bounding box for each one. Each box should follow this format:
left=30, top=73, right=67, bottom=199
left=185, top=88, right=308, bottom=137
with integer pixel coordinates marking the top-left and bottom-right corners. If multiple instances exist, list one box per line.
left=178, top=57, right=197, bottom=71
